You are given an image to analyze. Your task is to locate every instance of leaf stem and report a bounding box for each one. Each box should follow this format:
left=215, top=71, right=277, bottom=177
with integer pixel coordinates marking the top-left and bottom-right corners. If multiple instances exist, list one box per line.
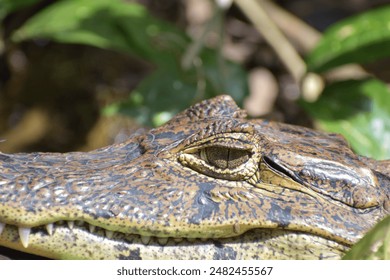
left=261, top=0, right=369, bottom=84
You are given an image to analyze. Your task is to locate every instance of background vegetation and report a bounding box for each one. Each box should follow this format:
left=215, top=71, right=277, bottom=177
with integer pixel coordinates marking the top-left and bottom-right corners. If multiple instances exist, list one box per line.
left=0, top=0, right=389, bottom=259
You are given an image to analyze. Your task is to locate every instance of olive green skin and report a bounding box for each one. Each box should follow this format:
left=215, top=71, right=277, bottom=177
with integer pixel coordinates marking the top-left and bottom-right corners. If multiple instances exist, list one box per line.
left=0, top=95, right=389, bottom=259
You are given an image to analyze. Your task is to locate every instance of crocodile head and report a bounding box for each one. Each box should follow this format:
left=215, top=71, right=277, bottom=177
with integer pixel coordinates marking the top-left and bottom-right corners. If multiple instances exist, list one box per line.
left=0, top=95, right=389, bottom=259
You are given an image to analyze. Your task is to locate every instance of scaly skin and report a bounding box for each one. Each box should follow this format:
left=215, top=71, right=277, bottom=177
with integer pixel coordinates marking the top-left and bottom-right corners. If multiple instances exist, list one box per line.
left=0, top=95, right=389, bottom=259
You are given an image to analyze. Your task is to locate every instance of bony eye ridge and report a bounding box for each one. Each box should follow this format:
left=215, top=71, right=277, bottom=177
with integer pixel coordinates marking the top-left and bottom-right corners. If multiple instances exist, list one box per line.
left=199, top=146, right=250, bottom=169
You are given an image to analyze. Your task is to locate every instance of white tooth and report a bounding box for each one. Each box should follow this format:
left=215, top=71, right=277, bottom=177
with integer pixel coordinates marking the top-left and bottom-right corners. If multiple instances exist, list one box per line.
left=233, top=223, right=240, bottom=234
left=67, top=221, right=74, bottom=229
left=105, top=230, right=114, bottom=239
left=140, top=235, right=151, bottom=245
left=89, top=224, right=96, bottom=233
left=157, top=237, right=168, bottom=245
left=18, top=227, right=31, bottom=248
left=46, top=223, right=54, bottom=235
left=0, top=223, right=5, bottom=235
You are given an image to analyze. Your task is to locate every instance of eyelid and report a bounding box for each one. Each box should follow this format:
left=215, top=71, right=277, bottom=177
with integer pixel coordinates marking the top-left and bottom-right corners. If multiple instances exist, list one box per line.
left=183, top=143, right=250, bottom=155
left=182, top=136, right=253, bottom=153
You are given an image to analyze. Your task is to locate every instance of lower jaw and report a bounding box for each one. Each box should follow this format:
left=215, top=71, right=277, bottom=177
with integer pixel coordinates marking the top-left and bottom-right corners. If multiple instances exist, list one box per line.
left=0, top=225, right=349, bottom=260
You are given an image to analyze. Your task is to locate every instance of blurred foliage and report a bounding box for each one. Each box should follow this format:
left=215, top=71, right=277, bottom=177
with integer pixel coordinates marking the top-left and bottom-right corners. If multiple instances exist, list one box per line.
left=306, top=5, right=390, bottom=73
left=0, top=0, right=390, bottom=260
left=343, top=215, right=390, bottom=260
left=301, top=79, right=390, bottom=159
left=5, top=0, right=247, bottom=126
left=305, top=4, right=390, bottom=160
left=3, top=0, right=390, bottom=158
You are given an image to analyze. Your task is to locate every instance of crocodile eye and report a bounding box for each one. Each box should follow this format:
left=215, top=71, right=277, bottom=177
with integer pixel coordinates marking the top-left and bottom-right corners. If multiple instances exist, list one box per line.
left=178, top=141, right=259, bottom=181
left=200, top=147, right=250, bottom=169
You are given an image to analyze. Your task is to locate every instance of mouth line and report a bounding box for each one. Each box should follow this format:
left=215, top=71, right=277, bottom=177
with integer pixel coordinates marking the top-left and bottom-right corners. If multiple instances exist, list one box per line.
left=0, top=220, right=195, bottom=248
left=0, top=219, right=351, bottom=260
left=0, top=218, right=350, bottom=250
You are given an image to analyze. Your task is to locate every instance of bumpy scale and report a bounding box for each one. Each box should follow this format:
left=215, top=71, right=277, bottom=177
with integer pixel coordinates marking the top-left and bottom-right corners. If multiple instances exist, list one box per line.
left=0, top=95, right=389, bottom=259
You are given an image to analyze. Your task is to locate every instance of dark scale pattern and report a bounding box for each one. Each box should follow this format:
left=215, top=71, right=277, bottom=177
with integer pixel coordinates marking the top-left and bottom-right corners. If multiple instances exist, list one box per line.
left=0, top=95, right=389, bottom=260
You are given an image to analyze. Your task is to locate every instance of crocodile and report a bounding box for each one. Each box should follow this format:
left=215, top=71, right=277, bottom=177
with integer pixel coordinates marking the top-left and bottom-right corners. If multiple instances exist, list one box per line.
left=0, top=95, right=389, bottom=260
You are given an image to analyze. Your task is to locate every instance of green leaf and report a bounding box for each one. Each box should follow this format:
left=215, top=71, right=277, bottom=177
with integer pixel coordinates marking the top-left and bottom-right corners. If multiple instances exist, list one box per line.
left=306, top=5, right=390, bottom=72
left=343, top=215, right=390, bottom=260
left=104, top=68, right=199, bottom=127
left=201, top=50, right=248, bottom=106
left=11, top=0, right=186, bottom=64
left=104, top=57, right=248, bottom=127
left=0, top=0, right=42, bottom=20
left=301, top=78, right=390, bottom=160
left=11, top=0, right=248, bottom=126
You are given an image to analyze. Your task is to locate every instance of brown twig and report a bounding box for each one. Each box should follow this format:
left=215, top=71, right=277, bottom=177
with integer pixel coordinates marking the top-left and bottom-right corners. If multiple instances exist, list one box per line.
left=233, top=0, right=370, bottom=102
left=233, top=0, right=306, bottom=83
